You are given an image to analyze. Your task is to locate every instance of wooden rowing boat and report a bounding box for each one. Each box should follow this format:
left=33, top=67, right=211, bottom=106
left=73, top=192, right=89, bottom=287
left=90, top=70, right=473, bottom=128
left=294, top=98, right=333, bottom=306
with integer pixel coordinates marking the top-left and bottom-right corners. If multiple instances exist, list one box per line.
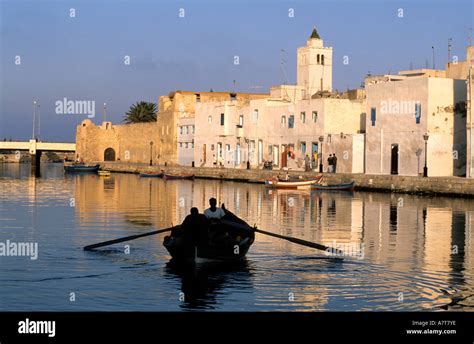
left=163, top=173, right=195, bottom=180
left=265, top=175, right=322, bottom=189
left=163, top=210, right=254, bottom=263
left=311, top=181, right=355, bottom=191
left=139, top=172, right=164, bottom=178
left=64, top=164, right=100, bottom=173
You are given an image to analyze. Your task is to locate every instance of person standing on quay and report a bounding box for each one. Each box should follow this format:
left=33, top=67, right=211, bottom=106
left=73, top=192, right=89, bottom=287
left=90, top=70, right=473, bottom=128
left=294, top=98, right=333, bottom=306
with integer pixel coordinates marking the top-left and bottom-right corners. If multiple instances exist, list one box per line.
left=333, top=154, right=338, bottom=173
left=327, top=154, right=333, bottom=173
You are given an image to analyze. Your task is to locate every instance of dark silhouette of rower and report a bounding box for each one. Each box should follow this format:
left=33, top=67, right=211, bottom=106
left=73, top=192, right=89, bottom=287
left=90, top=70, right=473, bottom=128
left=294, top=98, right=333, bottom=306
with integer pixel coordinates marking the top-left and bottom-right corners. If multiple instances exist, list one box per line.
left=179, top=207, right=209, bottom=245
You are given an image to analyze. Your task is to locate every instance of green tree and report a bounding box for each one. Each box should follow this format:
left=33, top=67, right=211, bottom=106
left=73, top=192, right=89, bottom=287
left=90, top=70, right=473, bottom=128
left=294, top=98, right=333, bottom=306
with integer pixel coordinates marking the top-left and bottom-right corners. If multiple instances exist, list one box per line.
left=123, top=101, right=157, bottom=123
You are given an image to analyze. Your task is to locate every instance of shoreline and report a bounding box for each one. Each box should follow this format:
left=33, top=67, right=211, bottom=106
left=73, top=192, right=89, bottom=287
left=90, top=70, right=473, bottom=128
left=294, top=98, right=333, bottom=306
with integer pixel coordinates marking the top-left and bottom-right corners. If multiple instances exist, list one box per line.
left=98, top=162, right=474, bottom=198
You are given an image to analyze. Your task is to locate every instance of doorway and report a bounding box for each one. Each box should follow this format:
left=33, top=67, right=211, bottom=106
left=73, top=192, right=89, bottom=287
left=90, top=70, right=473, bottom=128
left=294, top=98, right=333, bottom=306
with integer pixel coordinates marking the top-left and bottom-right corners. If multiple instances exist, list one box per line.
left=104, top=147, right=116, bottom=161
left=391, top=144, right=399, bottom=175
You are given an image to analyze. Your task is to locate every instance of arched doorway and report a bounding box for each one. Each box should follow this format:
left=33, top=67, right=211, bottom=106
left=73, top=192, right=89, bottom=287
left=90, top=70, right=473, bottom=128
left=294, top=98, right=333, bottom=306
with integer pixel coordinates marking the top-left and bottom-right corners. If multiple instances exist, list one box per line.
left=104, top=147, right=116, bottom=161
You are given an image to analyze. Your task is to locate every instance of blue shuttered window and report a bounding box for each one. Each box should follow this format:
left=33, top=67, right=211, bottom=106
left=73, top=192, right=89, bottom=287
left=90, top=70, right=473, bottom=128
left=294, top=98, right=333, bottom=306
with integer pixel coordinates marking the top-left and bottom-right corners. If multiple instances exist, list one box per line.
left=371, top=107, right=376, bottom=126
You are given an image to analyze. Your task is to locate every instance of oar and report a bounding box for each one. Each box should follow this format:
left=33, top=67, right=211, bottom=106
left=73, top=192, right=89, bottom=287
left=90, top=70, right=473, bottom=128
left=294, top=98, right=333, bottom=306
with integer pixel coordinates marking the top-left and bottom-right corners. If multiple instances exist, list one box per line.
left=221, top=220, right=344, bottom=256
left=83, top=226, right=179, bottom=251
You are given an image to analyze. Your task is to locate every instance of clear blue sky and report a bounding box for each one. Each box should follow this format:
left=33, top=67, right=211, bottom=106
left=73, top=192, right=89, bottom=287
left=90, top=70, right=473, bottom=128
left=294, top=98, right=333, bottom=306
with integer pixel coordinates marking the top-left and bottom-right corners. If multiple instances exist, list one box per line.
left=0, top=0, right=472, bottom=141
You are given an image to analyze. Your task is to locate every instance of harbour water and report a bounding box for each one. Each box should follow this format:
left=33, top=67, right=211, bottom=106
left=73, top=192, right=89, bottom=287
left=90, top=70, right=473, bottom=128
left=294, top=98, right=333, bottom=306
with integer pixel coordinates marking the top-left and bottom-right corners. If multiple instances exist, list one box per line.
left=0, top=163, right=473, bottom=311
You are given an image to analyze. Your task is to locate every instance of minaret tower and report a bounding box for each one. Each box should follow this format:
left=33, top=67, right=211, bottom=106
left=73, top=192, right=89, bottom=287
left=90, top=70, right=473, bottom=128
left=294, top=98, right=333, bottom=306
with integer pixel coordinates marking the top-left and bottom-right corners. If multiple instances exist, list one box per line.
left=297, top=27, right=333, bottom=97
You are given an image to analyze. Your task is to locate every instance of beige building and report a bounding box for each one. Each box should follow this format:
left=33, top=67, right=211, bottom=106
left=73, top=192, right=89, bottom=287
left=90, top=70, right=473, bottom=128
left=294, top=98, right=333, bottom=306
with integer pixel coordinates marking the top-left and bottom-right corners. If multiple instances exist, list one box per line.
left=364, top=70, right=467, bottom=177
left=193, top=28, right=366, bottom=173
left=446, top=46, right=474, bottom=177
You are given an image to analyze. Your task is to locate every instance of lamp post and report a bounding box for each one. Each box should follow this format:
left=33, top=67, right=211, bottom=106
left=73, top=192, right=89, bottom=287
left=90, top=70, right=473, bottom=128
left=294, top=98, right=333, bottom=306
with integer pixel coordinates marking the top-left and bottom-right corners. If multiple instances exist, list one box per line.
left=103, top=103, right=107, bottom=123
left=32, top=100, right=37, bottom=140
left=423, top=133, right=429, bottom=177
left=149, top=141, right=153, bottom=166
left=318, top=135, right=324, bottom=173
left=245, top=138, right=250, bottom=169
left=37, top=103, right=41, bottom=141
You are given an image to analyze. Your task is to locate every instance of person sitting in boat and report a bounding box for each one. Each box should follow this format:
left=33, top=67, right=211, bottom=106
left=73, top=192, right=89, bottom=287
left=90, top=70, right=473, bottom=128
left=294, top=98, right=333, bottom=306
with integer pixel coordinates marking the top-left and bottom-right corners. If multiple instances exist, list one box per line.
left=173, top=207, right=209, bottom=245
left=204, top=198, right=226, bottom=220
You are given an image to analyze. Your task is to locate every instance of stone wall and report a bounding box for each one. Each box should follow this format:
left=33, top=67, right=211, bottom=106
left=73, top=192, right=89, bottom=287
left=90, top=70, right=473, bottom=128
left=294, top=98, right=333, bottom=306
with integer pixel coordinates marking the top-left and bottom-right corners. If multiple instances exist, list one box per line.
left=76, top=120, right=161, bottom=163
left=99, top=162, right=474, bottom=197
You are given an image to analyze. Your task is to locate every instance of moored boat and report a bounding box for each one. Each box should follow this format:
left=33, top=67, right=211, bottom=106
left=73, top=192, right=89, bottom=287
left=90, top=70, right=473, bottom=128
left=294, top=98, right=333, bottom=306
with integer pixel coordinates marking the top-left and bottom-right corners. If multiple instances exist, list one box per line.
left=98, top=170, right=111, bottom=177
left=64, top=164, right=100, bottom=173
left=265, top=175, right=322, bottom=189
left=311, top=181, right=355, bottom=191
left=139, top=172, right=164, bottom=178
left=163, top=210, right=254, bottom=263
left=163, top=173, right=194, bottom=180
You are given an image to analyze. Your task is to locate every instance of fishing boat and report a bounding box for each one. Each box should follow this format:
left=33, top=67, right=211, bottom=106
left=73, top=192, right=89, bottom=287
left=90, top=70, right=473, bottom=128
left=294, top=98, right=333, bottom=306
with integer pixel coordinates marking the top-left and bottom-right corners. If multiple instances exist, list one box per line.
left=98, top=170, right=111, bottom=177
left=311, top=181, right=355, bottom=191
left=265, top=175, right=322, bottom=189
left=163, top=210, right=254, bottom=263
left=139, top=172, right=164, bottom=178
left=163, top=173, right=194, bottom=180
left=64, top=164, right=100, bottom=173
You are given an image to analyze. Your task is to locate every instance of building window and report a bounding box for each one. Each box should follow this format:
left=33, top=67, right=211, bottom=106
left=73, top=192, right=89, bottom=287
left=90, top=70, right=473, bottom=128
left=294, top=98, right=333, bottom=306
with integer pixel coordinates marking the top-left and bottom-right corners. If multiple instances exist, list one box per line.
left=179, top=126, right=183, bottom=134
left=226, top=144, right=231, bottom=151
left=371, top=107, right=376, bottom=126
left=230, top=93, right=237, bottom=101
left=317, top=54, right=320, bottom=64
left=195, top=93, right=201, bottom=102
left=281, top=116, right=286, bottom=127
left=236, top=143, right=241, bottom=164
left=185, top=142, right=188, bottom=148
left=252, top=109, right=258, bottom=124
left=179, top=142, right=183, bottom=148
left=288, top=115, right=295, bottom=129
left=220, top=113, right=225, bottom=126
left=191, top=142, right=194, bottom=148
left=183, top=126, right=188, bottom=134
left=415, top=103, right=421, bottom=124
left=191, top=125, right=195, bottom=134
left=301, top=141, right=306, bottom=153
left=312, top=111, right=318, bottom=122
left=300, top=112, right=306, bottom=124
left=321, top=55, right=325, bottom=65
left=239, top=115, right=244, bottom=127
left=208, top=115, right=212, bottom=123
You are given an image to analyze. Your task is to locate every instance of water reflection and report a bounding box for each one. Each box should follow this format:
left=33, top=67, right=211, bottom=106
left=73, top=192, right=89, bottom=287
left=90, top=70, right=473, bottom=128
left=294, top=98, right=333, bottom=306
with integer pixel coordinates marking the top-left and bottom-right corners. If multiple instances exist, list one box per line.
left=164, top=259, right=253, bottom=310
left=1, top=163, right=473, bottom=311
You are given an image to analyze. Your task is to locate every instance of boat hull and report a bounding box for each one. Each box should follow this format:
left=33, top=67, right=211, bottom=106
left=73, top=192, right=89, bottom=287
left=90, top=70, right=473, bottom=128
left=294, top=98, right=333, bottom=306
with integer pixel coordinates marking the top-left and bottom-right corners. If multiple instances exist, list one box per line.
left=139, top=172, right=164, bottom=178
left=265, top=175, right=322, bottom=189
left=311, top=181, right=355, bottom=191
left=163, top=174, right=194, bottom=180
left=64, top=164, right=100, bottom=173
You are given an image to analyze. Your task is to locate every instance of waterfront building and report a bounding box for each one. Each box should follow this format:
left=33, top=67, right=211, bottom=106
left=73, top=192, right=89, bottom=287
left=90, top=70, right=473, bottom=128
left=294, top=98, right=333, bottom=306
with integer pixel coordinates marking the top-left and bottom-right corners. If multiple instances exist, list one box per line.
left=364, top=68, right=467, bottom=177
left=193, top=28, right=366, bottom=173
left=446, top=46, right=474, bottom=177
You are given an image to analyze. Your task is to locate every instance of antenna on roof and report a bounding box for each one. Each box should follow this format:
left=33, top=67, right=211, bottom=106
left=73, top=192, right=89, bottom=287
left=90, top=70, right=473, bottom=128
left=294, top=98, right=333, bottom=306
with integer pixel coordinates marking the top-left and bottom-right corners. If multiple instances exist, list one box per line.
left=432, top=46, right=435, bottom=69
left=448, top=38, right=452, bottom=65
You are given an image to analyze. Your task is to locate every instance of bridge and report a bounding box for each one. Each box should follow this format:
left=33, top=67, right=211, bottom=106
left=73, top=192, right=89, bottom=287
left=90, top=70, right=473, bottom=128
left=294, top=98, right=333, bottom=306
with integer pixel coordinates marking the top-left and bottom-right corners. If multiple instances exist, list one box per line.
left=0, top=140, right=76, bottom=175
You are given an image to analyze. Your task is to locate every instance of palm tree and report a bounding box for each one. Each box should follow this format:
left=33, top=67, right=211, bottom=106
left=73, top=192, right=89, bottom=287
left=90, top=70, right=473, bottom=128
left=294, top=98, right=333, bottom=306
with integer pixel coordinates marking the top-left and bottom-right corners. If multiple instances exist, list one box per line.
left=123, top=101, right=157, bottom=123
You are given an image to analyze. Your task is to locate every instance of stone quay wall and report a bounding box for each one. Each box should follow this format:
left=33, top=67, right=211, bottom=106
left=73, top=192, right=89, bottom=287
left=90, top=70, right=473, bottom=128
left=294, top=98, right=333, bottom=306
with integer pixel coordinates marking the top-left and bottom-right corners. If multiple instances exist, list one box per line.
left=98, top=162, right=474, bottom=197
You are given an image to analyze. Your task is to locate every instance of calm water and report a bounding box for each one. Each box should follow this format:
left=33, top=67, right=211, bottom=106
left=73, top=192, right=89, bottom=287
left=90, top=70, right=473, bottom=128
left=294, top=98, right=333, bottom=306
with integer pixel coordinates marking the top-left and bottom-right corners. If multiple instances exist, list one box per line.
left=1, top=163, right=473, bottom=311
